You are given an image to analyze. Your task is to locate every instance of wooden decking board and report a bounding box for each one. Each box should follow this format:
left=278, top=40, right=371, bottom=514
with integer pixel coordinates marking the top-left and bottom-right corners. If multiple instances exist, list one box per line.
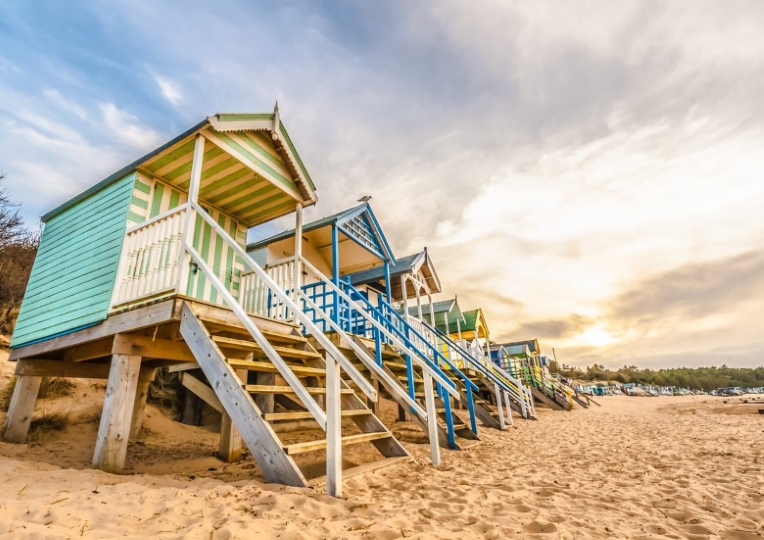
left=284, top=431, right=392, bottom=455
left=213, top=336, right=321, bottom=359
left=228, top=359, right=325, bottom=377
left=244, top=385, right=353, bottom=395
left=263, top=409, right=371, bottom=421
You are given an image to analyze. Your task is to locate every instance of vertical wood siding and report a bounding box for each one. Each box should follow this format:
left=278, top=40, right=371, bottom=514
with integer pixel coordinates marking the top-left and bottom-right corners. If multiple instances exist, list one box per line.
left=126, top=174, right=246, bottom=307
left=11, top=173, right=136, bottom=348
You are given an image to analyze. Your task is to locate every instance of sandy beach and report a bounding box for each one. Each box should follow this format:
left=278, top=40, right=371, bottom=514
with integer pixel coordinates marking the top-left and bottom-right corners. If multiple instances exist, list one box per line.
left=1, top=350, right=763, bottom=539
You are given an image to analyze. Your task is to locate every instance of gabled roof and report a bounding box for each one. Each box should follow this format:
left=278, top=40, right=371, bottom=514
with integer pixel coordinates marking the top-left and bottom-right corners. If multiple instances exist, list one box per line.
left=436, top=307, right=488, bottom=337
left=501, top=339, right=540, bottom=354
left=405, top=299, right=461, bottom=318
left=247, top=202, right=395, bottom=262
left=43, top=105, right=317, bottom=224
left=347, top=249, right=441, bottom=294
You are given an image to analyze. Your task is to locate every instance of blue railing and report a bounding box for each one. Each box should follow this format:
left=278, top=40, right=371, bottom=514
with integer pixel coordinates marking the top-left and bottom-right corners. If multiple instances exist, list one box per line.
left=301, top=278, right=483, bottom=447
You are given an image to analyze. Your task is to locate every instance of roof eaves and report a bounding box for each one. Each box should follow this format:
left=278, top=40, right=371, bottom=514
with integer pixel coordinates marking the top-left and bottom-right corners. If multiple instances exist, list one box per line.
left=42, top=118, right=210, bottom=222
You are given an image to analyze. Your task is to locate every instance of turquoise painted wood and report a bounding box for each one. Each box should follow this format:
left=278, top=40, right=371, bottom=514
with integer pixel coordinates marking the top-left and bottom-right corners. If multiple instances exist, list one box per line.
left=11, top=173, right=136, bottom=348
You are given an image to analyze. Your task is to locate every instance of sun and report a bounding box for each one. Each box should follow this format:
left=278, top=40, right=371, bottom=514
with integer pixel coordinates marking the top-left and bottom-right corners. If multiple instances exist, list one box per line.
left=577, top=326, right=617, bottom=348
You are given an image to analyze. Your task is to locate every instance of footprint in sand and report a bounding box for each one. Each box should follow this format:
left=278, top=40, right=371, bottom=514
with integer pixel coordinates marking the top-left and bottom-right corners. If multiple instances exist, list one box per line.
left=512, top=504, right=534, bottom=513
left=523, top=521, right=558, bottom=534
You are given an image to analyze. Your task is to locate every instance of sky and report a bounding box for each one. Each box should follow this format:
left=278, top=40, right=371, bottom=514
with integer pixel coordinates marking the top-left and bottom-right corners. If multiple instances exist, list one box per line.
left=1, top=1, right=762, bottom=369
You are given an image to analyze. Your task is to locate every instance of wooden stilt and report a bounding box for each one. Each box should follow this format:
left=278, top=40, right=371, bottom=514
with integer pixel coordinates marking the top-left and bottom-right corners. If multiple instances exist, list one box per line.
left=93, top=354, right=142, bottom=473
left=253, top=372, right=276, bottom=413
left=423, top=372, right=441, bottom=466
left=129, top=379, right=152, bottom=439
left=494, top=383, right=506, bottom=430
left=397, top=404, right=407, bottom=422
left=1, top=375, right=42, bottom=443
left=504, top=391, right=514, bottom=427
left=219, top=368, right=247, bottom=462
left=325, top=347, right=343, bottom=497
left=367, top=379, right=380, bottom=415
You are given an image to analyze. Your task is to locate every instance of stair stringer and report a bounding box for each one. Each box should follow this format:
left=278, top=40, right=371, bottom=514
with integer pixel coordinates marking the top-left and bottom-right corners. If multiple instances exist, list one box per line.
left=531, top=387, right=565, bottom=411
left=179, top=304, right=308, bottom=487
left=348, top=335, right=459, bottom=450
left=454, top=376, right=504, bottom=430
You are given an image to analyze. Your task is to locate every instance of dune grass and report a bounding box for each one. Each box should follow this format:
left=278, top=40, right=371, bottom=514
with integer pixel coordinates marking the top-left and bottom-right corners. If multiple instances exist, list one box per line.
left=0, top=376, right=76, bottom=412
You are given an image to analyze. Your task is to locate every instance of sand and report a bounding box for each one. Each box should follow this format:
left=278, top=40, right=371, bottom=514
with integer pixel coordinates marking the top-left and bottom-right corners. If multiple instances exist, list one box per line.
left=1, top=350, right=763, bottom=539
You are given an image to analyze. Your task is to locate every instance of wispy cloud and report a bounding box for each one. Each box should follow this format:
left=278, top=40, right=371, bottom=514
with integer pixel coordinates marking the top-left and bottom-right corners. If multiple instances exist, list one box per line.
left=153, top=73, right=183, bottom=106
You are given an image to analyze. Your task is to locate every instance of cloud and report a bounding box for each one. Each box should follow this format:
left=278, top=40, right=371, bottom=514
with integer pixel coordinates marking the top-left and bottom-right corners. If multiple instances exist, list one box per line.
left=153, top=74, right=183, bottom=106
left=98, top=102, right=162, bottom=150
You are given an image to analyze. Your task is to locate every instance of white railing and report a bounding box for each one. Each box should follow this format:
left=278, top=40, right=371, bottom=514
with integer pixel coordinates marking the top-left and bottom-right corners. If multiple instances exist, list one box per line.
left=238, top=257, right=295, bottom=321
left=112, top=205, right=187, bottom=307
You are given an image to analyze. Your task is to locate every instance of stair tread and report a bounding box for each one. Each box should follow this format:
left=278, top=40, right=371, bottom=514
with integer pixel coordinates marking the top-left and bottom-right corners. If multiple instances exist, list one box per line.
left=244, top=385, right=354, bottom=395
left=213, top=336, right=321, bottom=358
left=228, top=359, right=325, bottom=377
left=309, top=456, right=412, bottom=487
left=263, top=410, right=372, bottom=421
left=284, top=431, right=392, bottom=455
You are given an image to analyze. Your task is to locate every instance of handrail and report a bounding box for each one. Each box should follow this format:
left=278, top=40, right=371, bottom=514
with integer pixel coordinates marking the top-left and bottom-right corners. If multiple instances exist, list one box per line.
left=299, top=256, right=460, bottom=400
left=425, top=322, right=534, bottom=418
left=191, top=203, right=378, bottom=403
left=298, top=290, right=429, bottom=422
left=126, top=203, right=188, bottom=235
left=376, top=297, right=480, bottom=394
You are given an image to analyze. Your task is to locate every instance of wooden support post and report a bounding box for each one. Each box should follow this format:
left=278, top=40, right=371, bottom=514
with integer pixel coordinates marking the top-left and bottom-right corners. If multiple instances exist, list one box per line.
left=1, top=375, right=42, bottom=443
left=494, top=383, right=506, bottom=430
left=129, top=379, right=152, bottom=439
left=504, top=390, right=514, bottom=427
left=325, top=346, right=343, bottom=497
left=397, top=404, right=407, bottom=422
left=293, top=203, right=303, bottom=310
left=219, top=368, right=247, bottom=462
left=93, top=355, right=142, bottom=473
left=423, top=372, right=441, bottom=466
left=253, top=372, right=276, bottom=414
left=367, top=379, right=380, bottom=415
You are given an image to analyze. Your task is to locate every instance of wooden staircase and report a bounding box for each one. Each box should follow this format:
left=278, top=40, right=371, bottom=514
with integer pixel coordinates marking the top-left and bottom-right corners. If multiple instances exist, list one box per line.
left=310, top=335, right=480, bottom=449
left=179, top=304, right=411, bottom=488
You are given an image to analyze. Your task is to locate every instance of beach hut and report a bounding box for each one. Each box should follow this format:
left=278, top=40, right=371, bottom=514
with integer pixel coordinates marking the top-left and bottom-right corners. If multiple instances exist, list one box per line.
left=247, top=204, right=489, bottom=452
left=2, top=108, right=414, bottom=496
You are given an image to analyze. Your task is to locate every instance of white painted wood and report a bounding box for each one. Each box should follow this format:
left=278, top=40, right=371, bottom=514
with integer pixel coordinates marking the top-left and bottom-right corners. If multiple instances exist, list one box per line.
left=293, top=203, right=303, bottom=312
left=186, top=244, right=327, bottom=428
left=494, top=383, right=506, bottom=431
left=298, top=256, right=459, bottom=399
left=93, top=354, right=142, bottom=473
left=325, top=346, right=343, bottom=497
left=191, top=204, right=377, bottom=402
left=179, top=304, right=307, bottom=486
left=1, top=375, right=42, bottom=443
left=176, top=134, right=205, bottom=295
left=504, top=390, right=514, bottom=427
left=423, top=371, right=441, bottom=467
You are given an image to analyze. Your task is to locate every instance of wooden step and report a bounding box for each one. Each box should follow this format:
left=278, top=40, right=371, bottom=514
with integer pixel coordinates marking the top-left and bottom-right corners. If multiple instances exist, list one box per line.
left=244, top=385, right=354, bottom=395
left=284, top=432, right=392, bottom=455
left=263, top=410, right=372, bottom=421
left=452, top=423, right=469, bottom=431
left=309, top=456, right=412, bottom=487
left=228, top=359, right=325, bottom=377
left=213, top=336, right=321, bottom=359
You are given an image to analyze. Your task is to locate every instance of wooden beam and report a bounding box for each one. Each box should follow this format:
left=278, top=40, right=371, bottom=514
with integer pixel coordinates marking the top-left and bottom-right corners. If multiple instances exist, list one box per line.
left=1, top=376, right=42, bottom=443
left=179, top=304, right=308, bottom=486
left=13, top=359, right=156, bottom=381
left=423, top=372, right=441, bottom=466
left=9, top=300, right=176, bottom=361
left=130, top=379, right=152, bottom=439
left=93, top=355, right=142, bottom=473
left=180, top=372, right=223, bottom=414
left=112, top=334, right=195, bottom=362
left=63, top=338, right=114, bottom=363
left=325, top=349, right=342, bottom=497
left=219, top=368, right=247, bottom=462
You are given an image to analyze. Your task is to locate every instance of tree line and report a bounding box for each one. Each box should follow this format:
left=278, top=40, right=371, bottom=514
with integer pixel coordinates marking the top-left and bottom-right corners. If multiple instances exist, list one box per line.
left=0, top=172, right=40, bottom=335
left=549, top=361, right=764, bottom=391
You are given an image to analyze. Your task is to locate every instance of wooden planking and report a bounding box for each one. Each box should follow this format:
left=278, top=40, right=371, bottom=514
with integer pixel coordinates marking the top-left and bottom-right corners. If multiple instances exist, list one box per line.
left=9, top=299, right=176, bottom=361
left=11, top=173, right=136, bottom=348
left=112, top=334, right=195, bottom=362
left=93, top=354, right=142, bottom=473
left=284, top=432, right=391, bottom=455
left=1, top=376, right=42, bottom=443
left=263, top=409, right=371, bottom=422
left=179, top=304, right=308, bottom=486
left=213, top=336, right=321, bottom=358
left=244, top=385, right=353, bottom=395
left=227, top=359, right=325, bottom=377
left=14, top=358, right=156, bottom=381
left=309, top=456, right=412, bottom=488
